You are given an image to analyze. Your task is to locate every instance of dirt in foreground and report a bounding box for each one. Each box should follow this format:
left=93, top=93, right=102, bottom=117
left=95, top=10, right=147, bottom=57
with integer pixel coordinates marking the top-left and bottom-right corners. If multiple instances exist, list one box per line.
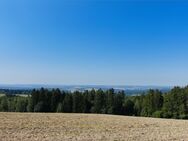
left=0, top=113, right=188, bottom=141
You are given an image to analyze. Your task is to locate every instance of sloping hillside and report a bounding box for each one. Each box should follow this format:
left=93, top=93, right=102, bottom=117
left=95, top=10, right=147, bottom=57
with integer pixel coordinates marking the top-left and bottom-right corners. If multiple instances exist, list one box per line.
left=0, top=113, right=188, bottom=141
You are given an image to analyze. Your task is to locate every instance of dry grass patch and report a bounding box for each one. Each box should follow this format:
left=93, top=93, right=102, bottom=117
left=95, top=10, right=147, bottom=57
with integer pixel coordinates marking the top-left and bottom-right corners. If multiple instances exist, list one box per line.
left=0, top=113, right=188, bottom=141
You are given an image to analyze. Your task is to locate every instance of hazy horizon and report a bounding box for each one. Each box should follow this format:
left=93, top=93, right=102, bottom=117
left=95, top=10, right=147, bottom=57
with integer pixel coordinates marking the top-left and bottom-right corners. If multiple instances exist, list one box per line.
left=1, top=1, right=188, bottom=86
left=0, top=83, right=177, bottom=88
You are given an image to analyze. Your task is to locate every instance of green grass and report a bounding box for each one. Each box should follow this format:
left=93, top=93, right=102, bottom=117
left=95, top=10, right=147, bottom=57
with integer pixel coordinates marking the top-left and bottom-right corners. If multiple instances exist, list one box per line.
left=0, top=94, right=5, bottom=97
left=15, top=94, right=29, bottom=97
left=0, top=94, right=28, bottom=97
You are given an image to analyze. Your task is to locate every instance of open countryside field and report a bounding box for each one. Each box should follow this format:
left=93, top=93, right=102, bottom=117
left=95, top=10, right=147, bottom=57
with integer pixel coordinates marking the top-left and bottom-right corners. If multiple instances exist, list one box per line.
left=0, top=94, right=5, bottom=97
left=0, top=113, right=188, bottom=141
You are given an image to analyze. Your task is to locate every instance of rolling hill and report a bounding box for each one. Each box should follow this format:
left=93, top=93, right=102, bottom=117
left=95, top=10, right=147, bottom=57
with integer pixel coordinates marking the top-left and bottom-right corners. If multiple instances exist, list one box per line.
left=0, top=113, right=188, bottom=141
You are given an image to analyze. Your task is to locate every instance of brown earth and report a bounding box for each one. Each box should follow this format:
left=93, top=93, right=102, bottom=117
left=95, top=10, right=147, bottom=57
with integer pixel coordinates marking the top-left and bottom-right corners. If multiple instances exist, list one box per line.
left=0, top=113, right=188, bottom=141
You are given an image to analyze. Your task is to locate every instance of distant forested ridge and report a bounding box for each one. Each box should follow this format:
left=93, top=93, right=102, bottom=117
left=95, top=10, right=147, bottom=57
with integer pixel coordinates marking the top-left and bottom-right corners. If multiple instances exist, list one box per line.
left=0, top=86, right=188, bottom=119
left=0, top=89, right=31, bottom=95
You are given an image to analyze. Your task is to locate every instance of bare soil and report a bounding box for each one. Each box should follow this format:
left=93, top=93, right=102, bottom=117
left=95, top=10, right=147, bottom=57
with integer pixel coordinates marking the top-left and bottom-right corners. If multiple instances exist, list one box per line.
left=0, top=113, right=188, bottom=141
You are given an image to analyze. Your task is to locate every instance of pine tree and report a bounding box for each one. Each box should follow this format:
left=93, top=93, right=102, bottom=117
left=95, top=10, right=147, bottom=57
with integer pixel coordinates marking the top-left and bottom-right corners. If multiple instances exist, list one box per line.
left=62, top=94, right=73, bottom=113
left=93, top=89, right=105, bottom=113
left=72, top=91, right=84, bottom=113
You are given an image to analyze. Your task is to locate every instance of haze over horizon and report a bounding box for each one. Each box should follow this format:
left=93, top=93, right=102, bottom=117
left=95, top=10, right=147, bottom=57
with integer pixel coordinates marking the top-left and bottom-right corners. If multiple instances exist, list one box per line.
left=1, top=1, right=188, bottom=86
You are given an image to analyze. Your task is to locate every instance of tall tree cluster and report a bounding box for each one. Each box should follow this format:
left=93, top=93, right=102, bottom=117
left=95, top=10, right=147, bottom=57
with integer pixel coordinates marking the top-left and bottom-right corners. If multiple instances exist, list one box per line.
left=1, top=86, right=188, bottom=119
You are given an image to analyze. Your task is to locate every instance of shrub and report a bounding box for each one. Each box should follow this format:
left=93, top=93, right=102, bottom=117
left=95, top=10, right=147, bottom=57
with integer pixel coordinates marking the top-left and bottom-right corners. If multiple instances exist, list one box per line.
left=152, top=111, right=163, bottom=118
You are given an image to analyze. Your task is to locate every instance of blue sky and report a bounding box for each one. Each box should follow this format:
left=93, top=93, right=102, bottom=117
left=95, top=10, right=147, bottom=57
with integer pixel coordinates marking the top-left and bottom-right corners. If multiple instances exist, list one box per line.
left=0, top=1, right=188, bottom=86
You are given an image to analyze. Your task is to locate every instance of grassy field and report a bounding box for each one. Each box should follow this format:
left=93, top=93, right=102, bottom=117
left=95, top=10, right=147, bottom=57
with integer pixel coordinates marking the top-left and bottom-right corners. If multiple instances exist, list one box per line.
left=0, top=94, right=5, bottom=97
left=0, top=113, right=188, bottom=141
left=0, top=94, right=28, bottom=97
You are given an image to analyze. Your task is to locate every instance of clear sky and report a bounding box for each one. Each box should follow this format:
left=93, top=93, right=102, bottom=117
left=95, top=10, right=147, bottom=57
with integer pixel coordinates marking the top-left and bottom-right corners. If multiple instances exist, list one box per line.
left=0, top=0, right=188, bottom=86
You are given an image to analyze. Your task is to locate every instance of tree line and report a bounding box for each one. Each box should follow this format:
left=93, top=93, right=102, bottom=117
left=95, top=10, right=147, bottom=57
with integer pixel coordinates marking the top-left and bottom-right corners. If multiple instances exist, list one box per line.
left=1, top=86, right=188, bottom=119
left=0, top=89, right=31, bottom=95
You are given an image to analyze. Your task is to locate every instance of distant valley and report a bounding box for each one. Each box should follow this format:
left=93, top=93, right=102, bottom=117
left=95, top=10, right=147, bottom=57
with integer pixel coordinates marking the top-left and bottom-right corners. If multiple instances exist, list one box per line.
left=0, top=84, right=171, bottom=95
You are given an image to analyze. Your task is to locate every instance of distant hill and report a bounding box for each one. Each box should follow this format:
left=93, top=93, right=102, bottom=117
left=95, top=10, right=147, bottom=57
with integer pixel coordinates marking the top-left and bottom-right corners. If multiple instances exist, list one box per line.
left=0, top=84, right=171, bottom=95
